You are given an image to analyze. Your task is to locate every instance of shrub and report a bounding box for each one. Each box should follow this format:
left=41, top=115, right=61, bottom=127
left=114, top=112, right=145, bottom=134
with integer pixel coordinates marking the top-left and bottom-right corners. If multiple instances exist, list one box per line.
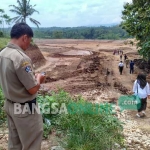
left=37, top=89, right=72, bottom=138
left=37, top=90, right=125, bottom=149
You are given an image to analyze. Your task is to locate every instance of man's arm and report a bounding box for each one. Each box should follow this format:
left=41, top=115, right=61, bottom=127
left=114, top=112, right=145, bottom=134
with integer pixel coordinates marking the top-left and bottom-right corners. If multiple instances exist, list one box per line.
left=27, top=74, right=45, bottom=95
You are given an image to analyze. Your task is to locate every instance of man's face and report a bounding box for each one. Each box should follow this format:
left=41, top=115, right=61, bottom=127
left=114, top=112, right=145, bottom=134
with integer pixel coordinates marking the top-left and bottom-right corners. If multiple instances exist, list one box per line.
left=22, top=35, right=32, bottom=50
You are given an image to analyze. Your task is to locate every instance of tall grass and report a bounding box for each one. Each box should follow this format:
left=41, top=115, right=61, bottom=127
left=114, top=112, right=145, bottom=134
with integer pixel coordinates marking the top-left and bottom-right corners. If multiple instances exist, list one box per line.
left=0, top=88, right=6, bottom=125
left=37, top=90, right=125, bottom=150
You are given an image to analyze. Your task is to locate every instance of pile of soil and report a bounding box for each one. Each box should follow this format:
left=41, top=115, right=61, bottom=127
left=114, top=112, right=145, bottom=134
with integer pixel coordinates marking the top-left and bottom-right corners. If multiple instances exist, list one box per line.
left=44, top=51, right=103, bottom=93
left=26, top=44, right=46, bottom=68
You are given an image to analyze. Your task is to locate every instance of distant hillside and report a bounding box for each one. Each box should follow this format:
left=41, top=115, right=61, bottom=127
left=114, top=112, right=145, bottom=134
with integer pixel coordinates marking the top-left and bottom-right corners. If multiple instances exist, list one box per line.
left=3, top=25, right=131, bottom=40
left=32, top=25, right=131, bottom=39
left=85, top=23, right=119, bottom=27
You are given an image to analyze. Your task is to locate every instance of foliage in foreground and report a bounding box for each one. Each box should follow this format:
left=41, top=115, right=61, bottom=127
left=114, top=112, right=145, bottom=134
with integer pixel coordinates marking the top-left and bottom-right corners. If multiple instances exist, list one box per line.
left=0, top=86, right=125, bottom=149
left=121, top=0, right=150, bottom=59
left=0, top=38, right=9, bottom=50
left=0, top=88, right=6, bottom=125
left=37, top=90, right=125, bottom=150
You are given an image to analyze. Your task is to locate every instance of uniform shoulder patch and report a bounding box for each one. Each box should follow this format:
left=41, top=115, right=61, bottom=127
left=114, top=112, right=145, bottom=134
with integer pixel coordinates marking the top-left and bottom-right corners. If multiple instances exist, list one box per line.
left=25, top=66, right=32, bottom=73
left=22, top=62, right=29, bottom=67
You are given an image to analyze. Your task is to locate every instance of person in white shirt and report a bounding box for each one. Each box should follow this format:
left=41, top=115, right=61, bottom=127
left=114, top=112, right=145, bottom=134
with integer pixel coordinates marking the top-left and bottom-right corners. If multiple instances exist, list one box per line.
left=133, top=73, right=150, bottom=117
left=118, top=61, right=124, bottom=75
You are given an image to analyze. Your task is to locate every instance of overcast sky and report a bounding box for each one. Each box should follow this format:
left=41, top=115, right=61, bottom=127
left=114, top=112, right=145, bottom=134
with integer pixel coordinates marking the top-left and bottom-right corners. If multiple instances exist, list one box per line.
left=1, top=0, right=132, bottom=27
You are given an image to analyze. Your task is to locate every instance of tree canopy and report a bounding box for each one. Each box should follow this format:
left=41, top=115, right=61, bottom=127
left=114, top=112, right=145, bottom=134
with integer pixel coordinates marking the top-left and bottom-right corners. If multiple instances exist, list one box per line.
left=32, top=26, right=130, bottom=39
left=0, top=9, right=11, bottom=37
left=121, top=0, right=150, bottom=59
left=9, top=0, right=40, bottom=28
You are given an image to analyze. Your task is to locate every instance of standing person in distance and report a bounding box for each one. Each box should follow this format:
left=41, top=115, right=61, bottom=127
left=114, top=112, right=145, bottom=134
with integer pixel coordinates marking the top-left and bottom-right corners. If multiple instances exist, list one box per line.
left=0, top=23, right=45, bottom=150
left=124, top=54, right=127, bottom=62
left=120, top=54, right=122, bottom=61
left=133, top=73, right=150, bottom=117
left=125, top=58, right=130, bottom=68
left=118, top=50, right=119, bottom=55
left=130, top=60, right=134, bottom=74
left=118, top=61, right=124, bottom=75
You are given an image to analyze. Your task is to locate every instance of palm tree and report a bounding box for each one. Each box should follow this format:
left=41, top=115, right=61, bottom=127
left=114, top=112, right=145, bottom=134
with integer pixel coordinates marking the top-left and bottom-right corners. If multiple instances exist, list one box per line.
left=3, top=14, right=12, bottom=25
left=0, top=9, right=12, bottom=35
left=9, top=0, right=40, bottom=28
left=0, top=9, right=5, bottom=31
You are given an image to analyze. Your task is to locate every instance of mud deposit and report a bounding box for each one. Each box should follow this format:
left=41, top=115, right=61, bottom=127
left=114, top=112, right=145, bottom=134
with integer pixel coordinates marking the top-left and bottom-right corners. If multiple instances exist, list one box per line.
left=34, top=39, right=139, bottom=102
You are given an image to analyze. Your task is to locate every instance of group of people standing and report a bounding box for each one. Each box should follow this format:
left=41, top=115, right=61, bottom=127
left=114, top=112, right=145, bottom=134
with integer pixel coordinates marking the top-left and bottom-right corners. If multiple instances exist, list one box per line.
left=115, top=53, right=150, bottom=117
left=118, top=53, right=134, bottom=75
left=113, top=50, right=123, bottom=55
left=115, top=51, right=150, bottom=118
left=113, top=50, right=150, bottom=118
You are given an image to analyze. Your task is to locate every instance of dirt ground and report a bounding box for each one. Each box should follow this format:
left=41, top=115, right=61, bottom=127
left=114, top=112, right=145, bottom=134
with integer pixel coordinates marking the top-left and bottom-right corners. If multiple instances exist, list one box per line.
left=34, top=39, right=139, bottom=97
left=33, top=39, right=150, bottom=149
left=0, top=39, right=150, bottom=149
left=34, top=39, right=150, bottom=149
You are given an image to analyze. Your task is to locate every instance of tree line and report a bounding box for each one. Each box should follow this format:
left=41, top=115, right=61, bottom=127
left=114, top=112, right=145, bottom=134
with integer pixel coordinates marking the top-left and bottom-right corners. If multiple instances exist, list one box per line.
left=32, top=26, right=130, bottom=39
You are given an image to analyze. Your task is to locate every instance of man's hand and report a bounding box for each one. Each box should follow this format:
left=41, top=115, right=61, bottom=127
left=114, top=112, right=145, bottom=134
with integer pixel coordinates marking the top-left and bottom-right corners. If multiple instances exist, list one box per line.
left=28, top=73, right=46, bottom=95
left=36, top=73, right=46, bottom=84
left=148, top=95, right=150, bottom=99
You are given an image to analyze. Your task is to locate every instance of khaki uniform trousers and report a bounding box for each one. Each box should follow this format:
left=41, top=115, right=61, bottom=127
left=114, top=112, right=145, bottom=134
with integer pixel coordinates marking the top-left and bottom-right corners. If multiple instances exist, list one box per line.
left=4, top=100, right=43, bottom=150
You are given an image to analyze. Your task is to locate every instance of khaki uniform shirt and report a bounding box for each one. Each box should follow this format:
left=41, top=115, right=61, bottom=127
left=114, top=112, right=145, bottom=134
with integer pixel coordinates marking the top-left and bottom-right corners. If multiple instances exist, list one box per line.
left=125, top=59, right=130, bottom=64
left=0, top=43, right=37, bottom=103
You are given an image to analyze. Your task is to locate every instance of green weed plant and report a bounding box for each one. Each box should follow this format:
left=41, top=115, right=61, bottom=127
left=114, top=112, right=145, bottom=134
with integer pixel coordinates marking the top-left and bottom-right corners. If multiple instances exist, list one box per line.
left=0, top=88, right=6, bottom=125
left=37, top=89, right=125, bottom=149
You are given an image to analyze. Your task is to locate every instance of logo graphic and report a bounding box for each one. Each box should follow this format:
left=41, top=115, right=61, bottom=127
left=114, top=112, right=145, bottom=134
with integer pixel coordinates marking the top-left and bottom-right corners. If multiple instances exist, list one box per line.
left=118, top=95, right=141, bottom=111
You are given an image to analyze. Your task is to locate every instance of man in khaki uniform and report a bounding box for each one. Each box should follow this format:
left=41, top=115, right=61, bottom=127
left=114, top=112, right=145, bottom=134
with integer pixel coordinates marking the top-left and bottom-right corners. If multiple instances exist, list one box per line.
left=0, top=23, right=45, bottom=150
left=125, top=58, right=130, bottom=68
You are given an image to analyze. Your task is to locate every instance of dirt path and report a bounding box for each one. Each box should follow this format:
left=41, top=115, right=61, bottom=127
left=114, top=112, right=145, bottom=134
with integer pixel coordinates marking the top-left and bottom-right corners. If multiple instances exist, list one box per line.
left=102, top=50, right=150, bottom=134
left=111, top=53, right=135, bottom=89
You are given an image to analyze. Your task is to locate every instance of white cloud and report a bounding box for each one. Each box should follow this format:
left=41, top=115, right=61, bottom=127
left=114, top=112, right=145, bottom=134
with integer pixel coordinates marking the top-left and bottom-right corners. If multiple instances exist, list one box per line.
left=1, top=0, right=132, bottom=27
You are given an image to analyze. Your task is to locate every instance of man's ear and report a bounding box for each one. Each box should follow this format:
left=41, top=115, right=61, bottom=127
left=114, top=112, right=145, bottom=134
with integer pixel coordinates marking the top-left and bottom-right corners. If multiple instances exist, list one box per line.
left=20, top=35, right=25, bottom=42
left=19, top=35, right=27, bottom=50
left=22, top=34, right=28, bottom=42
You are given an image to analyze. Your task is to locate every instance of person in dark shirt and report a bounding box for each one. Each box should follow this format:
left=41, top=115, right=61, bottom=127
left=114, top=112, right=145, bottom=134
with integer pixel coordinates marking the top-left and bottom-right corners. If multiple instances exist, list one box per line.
left=130, top=60, right=134, bottom=74
left=124, top=54, right=127, bottom=61
left=120, top=54, right=122, bottom=60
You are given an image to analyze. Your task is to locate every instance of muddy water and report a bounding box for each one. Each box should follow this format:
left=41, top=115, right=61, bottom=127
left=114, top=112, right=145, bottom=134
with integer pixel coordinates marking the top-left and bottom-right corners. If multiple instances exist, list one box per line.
left=36, top=56, right=81, bottom=73
left=60, top=50, right=92, bottom=55
left=47, top=57, right=75, bottom=66
left=36, top=49, right=93, bottom=73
